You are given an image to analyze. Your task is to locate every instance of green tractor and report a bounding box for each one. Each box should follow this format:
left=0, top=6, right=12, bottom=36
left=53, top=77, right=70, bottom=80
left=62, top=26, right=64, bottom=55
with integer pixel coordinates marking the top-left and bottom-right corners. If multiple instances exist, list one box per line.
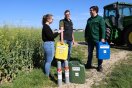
left=104, top=2, right=132, bottom=49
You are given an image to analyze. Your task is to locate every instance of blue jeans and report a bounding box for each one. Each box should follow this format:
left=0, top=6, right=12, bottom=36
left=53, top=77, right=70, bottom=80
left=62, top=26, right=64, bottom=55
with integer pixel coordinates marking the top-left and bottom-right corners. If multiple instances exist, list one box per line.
left=43, top=41, right=54, bottom=76
left=86, top=41, right=103, bottom=67
left=64, top=40, right=73, bottom=61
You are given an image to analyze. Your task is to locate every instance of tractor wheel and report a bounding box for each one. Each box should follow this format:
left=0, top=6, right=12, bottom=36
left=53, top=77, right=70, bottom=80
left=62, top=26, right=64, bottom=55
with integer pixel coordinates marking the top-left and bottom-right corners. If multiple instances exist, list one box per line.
left=125, top=27, right=132, bottom=50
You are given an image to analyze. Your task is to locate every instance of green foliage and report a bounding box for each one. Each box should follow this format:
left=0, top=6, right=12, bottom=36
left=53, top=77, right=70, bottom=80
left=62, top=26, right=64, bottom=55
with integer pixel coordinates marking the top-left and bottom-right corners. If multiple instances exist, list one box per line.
left=74, top=32, right=84, bottom=42
left=0, top=27, right=44, bottom=83
left=0, top=26, right=85, bottom=85
left=71, top=45, right=87, bottom=63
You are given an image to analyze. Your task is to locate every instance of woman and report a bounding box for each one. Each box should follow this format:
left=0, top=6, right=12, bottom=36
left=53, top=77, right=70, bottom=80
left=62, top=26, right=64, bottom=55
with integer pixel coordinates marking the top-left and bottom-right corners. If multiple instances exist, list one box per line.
left=42, top=14, right=63, bottom=77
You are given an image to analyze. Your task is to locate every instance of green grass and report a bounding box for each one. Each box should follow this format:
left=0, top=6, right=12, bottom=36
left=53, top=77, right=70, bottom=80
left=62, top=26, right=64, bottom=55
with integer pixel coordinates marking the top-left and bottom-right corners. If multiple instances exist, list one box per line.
left=74, top=31, right=84, bottom=42
left=92, top=53, right=132, bottom=88
left=0, top=69, right=57, bottom=88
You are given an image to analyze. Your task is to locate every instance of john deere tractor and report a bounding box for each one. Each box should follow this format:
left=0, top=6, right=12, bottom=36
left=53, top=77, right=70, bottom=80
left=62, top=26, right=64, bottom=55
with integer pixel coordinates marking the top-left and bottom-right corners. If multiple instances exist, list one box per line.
left=104, top=2, right=132, bottom=49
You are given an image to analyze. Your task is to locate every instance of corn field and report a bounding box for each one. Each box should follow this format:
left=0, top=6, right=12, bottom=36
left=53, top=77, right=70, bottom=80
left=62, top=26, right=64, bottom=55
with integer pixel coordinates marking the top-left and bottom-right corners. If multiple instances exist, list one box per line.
left=0, top=26, right=44, bottom=83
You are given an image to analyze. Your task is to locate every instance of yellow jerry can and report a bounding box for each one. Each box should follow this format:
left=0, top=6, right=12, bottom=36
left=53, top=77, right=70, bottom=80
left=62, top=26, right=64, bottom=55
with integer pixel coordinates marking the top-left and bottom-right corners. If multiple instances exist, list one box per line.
left=55, top=42, right=68, bottom=60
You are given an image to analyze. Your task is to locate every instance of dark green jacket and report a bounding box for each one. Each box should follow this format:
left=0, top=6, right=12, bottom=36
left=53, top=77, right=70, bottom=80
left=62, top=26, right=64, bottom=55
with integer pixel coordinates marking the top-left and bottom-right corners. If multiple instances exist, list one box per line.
left=85, top=15, right=106, bottom=43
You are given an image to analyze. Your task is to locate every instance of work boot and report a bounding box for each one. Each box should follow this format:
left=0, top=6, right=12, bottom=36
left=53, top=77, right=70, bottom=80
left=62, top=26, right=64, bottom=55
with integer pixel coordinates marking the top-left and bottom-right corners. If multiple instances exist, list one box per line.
left=85, top=64, right=92, bottom=69
left=97, top=66, right=103, bottom=72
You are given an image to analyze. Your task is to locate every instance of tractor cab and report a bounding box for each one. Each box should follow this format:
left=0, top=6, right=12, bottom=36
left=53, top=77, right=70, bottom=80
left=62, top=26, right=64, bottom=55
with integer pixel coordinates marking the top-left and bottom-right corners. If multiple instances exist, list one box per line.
left=104, top=2, right=132, bottom=30
left=104, top=2, right=132, bottom=49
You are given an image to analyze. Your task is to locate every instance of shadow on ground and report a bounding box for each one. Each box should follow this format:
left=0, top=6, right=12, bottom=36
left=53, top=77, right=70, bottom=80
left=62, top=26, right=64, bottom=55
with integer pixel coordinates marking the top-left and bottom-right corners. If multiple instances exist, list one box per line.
left=111, top=45, right=132, bottom=51
left=77, top=42, right=88, bottom=46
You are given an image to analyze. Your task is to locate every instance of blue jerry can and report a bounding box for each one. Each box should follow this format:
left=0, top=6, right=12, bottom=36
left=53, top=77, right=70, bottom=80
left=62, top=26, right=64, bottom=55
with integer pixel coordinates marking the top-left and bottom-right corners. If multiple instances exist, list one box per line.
left=96, top=42, right=110, bottom=60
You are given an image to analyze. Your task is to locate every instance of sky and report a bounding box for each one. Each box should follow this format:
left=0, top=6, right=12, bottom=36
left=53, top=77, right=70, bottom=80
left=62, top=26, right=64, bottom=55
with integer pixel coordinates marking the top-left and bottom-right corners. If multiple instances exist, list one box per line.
left=0, top=0, right=132, bottom=29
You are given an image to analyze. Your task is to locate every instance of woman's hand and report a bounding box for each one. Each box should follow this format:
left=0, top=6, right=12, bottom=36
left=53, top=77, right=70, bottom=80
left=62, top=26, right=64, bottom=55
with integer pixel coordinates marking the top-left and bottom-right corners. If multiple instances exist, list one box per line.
left=58, top=30, right=64, bottom=33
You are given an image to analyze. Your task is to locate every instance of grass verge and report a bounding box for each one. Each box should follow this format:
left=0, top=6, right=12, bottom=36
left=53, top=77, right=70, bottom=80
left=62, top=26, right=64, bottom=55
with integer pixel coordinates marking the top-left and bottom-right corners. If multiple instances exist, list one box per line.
left=0, top=69, right=57, bottom=88
left=92, top=53, right=132, bottom=88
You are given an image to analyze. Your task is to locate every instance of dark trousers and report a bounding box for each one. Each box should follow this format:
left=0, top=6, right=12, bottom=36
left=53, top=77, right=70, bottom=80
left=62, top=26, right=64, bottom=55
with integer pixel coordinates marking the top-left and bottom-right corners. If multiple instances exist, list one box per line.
left=86, top=41, right=103, bottom=67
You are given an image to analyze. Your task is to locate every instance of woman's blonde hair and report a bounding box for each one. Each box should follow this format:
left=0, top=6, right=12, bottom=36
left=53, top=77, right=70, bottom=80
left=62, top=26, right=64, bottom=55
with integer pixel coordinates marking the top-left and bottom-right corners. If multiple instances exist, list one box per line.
left=42, top=14, right=53, bottom=25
